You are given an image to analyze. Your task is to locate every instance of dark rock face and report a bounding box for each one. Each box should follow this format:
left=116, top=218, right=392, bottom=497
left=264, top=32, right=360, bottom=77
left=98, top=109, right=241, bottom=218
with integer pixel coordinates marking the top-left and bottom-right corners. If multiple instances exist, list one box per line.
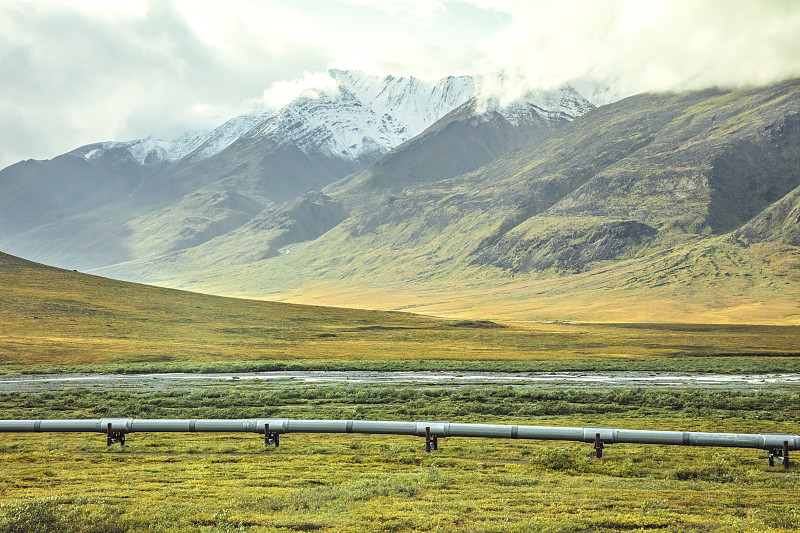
left=733, top=184, right=800, bottom=246
left=473, top=220, right=658, bottom=273
left=706, top=112, right=800, bottom=234
left=248, top=191, right=349, bottom=253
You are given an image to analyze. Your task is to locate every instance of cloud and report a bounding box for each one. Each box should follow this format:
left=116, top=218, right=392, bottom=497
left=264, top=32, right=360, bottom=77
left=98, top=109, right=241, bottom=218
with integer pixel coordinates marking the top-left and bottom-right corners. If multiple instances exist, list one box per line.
left=472, top=0, right=800, bottom=99
left=260, top=71, right=341, bottom=109
left=2, top=0, right=798, bottom=169
left=337, top=0, right=446, bottom=20
left=0, top=0, right=332, bottom=167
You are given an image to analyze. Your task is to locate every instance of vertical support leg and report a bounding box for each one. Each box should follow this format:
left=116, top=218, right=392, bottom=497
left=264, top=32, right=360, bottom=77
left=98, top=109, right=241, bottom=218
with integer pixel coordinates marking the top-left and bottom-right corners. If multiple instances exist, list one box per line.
left=783, top=440, right=790, bottom=469
left=264, top=423, right=280, bottom=447
left=594, top=433, right=604, bottom=459
left=768, top=443, right=790, bottom=468
left=431, top=436, right=438, bottom=451
left=425, top=426, right=432, bottom=453
left=106, top=422, right=125, bottom=446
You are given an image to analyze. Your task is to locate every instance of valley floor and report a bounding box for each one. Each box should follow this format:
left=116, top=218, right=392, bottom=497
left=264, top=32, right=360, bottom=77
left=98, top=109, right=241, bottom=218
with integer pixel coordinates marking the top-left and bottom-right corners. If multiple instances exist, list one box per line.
left=1, top=384, right=799, bottom=532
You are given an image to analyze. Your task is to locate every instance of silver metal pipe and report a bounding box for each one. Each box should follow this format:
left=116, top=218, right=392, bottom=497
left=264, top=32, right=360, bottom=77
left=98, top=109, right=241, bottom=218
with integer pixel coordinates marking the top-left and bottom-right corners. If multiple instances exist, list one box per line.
left=0, top=418, right=798, bottom=450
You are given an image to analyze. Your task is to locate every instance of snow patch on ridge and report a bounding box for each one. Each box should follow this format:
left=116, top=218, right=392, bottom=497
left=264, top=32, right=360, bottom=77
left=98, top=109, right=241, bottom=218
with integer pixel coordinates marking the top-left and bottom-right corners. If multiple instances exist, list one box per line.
left=81, top=108, right=272, bottom=166
left=245, top=70, right=484, bottom=163
left=82, top=138, right=172, bottom=165
left=78, top=69, right=605, bottom=170
left=487, top=85, right=595, bottom=126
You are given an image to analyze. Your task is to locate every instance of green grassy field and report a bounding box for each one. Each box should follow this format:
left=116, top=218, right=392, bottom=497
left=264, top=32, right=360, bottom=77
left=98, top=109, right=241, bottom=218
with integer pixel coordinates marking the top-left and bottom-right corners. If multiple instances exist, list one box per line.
left=1, top=385, right=799, bottom=532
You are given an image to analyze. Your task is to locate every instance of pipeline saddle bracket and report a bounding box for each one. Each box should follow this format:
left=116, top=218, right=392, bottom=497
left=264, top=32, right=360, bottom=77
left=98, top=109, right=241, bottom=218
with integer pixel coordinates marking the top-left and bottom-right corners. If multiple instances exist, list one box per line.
left=768, top=441, right=790, bottom=469
left=106, top=422, right=126, bottom=447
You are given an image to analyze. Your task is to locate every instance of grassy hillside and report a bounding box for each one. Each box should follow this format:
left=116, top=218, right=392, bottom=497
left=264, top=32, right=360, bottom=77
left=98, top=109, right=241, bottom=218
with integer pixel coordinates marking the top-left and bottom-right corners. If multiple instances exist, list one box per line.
left=165, top=221, right=800, bottom=325
left=2, top=252, right=800, bottom=373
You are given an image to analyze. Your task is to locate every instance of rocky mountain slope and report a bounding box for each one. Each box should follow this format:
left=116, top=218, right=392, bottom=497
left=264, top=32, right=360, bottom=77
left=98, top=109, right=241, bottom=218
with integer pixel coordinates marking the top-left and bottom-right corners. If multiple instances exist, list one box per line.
left=327, top=86, right=594, bottom=199
left=99, top=78, right=800, bottom=324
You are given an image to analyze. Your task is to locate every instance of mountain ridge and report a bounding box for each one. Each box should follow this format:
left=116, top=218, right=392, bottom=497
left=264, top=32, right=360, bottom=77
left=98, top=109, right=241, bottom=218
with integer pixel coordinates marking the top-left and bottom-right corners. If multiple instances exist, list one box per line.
left=0, top=69, right=592, bottom=272
left=99, top=79, right=800, bottom=324
left=4, top=75, right=800, bottom=324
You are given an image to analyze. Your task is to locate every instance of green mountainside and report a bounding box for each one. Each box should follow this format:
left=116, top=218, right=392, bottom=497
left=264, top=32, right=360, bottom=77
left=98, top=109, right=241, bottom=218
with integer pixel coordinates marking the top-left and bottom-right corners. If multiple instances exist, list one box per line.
left=142, top=80, right=800, bottom=324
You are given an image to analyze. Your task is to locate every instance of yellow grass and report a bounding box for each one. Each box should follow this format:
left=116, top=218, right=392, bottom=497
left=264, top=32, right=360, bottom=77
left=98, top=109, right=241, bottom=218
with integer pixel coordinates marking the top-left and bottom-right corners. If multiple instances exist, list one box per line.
left=2, top=253, right=800, bottom=371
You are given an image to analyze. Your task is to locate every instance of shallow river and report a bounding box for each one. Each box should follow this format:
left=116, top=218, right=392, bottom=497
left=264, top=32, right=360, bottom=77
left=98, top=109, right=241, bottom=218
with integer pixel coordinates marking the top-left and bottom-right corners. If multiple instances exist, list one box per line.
left=1, top=371, right=799, bottom=392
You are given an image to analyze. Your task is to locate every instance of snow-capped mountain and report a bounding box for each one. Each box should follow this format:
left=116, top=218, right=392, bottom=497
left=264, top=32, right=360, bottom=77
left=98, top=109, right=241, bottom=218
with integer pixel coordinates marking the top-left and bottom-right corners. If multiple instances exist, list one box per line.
left=324, top=83, right=594, bottom=199
left=240, top=69, right=601, bottom=168
left=53, top=69, right=599, bottom=174
left=483, top=85, right=595, bottom=127
left=242, top=70, right=482, bottom=164
left=65, top=70, right=485, bottom=171
left=329, top=69, right=480, bottom=143
left=73, top=108, right=272, bottom=167
left=0, top=68, right=602, bottom=273
left=176, top=110, right=273, bottom=163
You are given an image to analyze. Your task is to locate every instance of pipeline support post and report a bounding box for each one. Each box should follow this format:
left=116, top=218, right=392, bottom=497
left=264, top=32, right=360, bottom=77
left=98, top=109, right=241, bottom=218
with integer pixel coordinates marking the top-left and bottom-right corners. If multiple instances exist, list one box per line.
left=424, top=426, right=438, bottom=453
left=264, top=423, right=279, bottom=448
left=106, top=422, right=125, bottom=447
left=769, top=441, right=790, bottom=468
left=594, top=433, right=604, bottom=459
left=786, top=440, right=791, bottom=469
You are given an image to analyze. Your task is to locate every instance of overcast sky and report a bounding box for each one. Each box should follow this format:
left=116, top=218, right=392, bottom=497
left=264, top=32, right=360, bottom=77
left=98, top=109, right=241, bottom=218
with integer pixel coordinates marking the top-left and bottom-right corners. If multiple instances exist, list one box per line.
left=2, top=0, right=799, bottom=169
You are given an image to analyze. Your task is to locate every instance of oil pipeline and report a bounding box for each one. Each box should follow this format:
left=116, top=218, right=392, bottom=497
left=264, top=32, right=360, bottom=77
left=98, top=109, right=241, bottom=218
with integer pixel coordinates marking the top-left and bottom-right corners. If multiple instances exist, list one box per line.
left=0, top=418, right=796, bottom=468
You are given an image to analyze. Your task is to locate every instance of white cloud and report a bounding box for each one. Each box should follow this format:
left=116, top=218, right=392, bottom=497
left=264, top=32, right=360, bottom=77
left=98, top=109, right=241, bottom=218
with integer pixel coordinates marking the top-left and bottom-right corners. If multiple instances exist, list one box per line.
left=1, top=0, right=799, bottom=169
left=0, top=0, right=332, bottom=167
left=338, top=0, right=446, bottom=20
left=173, top=0, right=321, bottom=59
left=47, top=0, right=149, bottom=18
left=473, top=0, right=800, bottom=99
left=260, top=71, right=341, bottom=109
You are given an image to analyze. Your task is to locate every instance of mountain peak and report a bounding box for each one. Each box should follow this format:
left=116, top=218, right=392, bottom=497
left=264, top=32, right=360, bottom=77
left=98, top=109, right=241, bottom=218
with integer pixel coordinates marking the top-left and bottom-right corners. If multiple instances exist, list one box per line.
left=241, top=70, right=484, bottom=164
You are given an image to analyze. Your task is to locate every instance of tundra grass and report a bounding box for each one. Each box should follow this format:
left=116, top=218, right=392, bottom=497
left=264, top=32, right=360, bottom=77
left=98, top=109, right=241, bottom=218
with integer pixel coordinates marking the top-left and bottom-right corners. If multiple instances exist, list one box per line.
left=2, top=253, right=799, bottom=374
left=1, top=385, right=799, bottom=532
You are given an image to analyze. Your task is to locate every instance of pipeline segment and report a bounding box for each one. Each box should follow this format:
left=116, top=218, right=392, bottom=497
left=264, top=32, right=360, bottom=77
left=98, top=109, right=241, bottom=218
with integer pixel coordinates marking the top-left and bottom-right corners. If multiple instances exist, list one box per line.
left=0, top=418, right=798, bottom=449
left=0, top=419, right=796, bottom=466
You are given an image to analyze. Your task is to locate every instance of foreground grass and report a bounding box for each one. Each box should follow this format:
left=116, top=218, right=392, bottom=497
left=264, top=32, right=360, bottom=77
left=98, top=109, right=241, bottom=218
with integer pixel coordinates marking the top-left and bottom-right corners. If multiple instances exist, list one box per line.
left=3, top=252, right=800, bottom=530
left=1, top=385, right=799, bottom=532
left=2, top=253, right=800, bottom=374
